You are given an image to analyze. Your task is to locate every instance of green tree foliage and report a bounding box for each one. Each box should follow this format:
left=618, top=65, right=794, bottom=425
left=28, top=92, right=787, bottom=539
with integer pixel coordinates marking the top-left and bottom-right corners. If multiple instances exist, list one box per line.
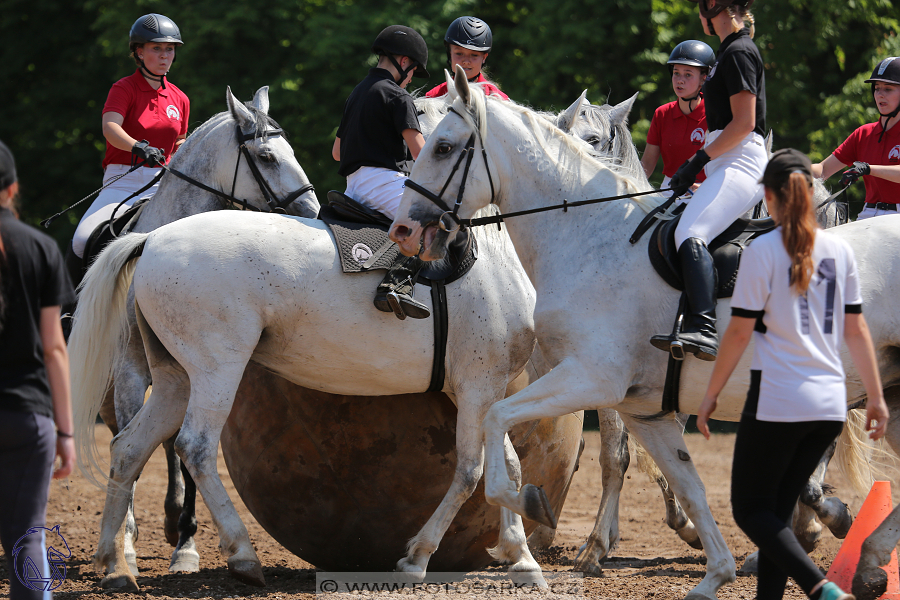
left=0, top=0, right=896, bottom=249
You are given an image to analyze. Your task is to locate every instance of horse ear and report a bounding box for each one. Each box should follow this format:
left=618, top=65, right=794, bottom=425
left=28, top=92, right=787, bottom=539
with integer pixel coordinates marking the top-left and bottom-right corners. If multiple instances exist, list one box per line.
left=454, top=64, right=471, bottom=106
left=226, top=86, right=255, bottom=130
left=557, top=90, right=588, bottom=132
left=444, top=69, right=458, bottom=100
left=765, top=130, right=774, bottom=155
left=252, top=86, right=270, bottom=115
left=607, top=92, right=638, bottom=128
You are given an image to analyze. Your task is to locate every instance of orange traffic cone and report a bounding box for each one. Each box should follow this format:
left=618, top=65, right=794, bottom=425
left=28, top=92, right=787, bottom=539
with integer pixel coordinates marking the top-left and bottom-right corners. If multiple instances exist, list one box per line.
left=826, top=480, right=900, bottom=599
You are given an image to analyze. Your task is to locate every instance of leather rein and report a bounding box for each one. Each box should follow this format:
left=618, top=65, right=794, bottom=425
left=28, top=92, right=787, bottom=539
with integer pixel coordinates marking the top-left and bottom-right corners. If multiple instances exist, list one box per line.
left=404, top=107, right=670, bottom=233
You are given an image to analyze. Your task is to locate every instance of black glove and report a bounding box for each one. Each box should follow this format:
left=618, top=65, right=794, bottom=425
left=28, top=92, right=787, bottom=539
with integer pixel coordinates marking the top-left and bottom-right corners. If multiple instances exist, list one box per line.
left=838, top=161, right=870, bottom=187
left=132, top=140, right=166, bottom=167
left=669, top=149, right=711, bottom=198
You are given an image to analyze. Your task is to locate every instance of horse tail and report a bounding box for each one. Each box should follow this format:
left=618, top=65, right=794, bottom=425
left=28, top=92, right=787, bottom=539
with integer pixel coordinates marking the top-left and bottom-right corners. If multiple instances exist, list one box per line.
left=630, top=435, right=664, bottom=483
left=71, top=232, right=148, bottom=488
left=834, top=408, right=899, bottom=497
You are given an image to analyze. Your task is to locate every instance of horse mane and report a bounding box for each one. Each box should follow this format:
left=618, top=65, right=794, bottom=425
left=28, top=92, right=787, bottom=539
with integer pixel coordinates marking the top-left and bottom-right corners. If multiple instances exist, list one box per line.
left=177, top=103, right=284, bottom=158
left=450, top=86, right=664, bottom=215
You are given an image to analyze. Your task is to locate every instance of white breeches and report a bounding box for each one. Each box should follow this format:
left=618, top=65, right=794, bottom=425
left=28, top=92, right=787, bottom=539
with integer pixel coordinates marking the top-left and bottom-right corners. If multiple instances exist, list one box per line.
left=856, top=206, right=897, bottom=220
left=345, top=166, right=408, bottom=220
left=674, top=130, right=767, bottom=250
left=72, top=164, right=162, bottom=258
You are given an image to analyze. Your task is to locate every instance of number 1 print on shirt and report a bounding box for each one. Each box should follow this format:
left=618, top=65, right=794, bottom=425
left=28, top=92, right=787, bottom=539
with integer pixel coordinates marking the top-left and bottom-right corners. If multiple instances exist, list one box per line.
left=798, top=258, right=836, bottom=335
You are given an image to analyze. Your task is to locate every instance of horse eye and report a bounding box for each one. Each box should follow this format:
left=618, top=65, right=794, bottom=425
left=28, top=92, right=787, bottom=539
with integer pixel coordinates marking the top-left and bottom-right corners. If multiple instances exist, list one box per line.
left=586, top=137, right=601, bottom=147
left=436, top=142, right=452, bottom=155
left=259, top=150, right=276, bottom=163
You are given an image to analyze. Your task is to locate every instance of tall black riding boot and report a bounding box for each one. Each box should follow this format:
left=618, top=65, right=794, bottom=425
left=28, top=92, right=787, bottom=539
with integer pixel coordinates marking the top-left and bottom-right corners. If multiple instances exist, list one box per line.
left=650, top=237, right=718, bottom=361
left=62, top=243, right=85, bottom=341
left=374, top=255, right=431, bottom=320
left=675, top=237, right=719, bottom=361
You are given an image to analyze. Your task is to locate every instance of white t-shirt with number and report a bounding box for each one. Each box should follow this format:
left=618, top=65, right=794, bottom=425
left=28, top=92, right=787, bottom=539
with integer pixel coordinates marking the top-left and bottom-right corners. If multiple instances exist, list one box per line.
left=731, top=228, right=862, bottom=423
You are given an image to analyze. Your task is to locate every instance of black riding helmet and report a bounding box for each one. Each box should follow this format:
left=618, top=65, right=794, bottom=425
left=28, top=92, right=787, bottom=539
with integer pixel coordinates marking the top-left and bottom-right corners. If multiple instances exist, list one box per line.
left=372, top=25, right=430, bottom=80
left=129, top=14, right=182, bottom=89
left=445, top=16, right=492, bottom=52
left=667, top=40, right=716, bottom=73
left=689, top=0, right=754, bottom=19
left=865, top=57, right=900, bottom=140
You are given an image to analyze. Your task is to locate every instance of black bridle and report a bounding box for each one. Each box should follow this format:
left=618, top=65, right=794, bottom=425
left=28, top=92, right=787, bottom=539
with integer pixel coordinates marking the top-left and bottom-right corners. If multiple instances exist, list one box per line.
left=163, top=123, right=315, bottom=213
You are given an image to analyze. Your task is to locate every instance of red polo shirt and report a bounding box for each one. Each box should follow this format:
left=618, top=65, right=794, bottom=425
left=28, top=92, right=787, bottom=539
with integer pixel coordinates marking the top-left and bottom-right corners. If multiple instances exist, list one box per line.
left=832, top=121, right=900, bottom=205
left=101, top=70, right=190, bottom=169
left=425, top=73, right=509, bottom=101
left=646, top=99, right=708, bottom=181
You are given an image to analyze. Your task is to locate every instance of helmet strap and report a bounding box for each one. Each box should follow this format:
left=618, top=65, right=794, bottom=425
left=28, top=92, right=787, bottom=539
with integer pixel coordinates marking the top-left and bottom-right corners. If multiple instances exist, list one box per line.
left=139, top=59, right=167, bottom=90
left=681, top=91, right=702, bottom=113
left=386, top=55, right=414, bottom=84
left=706, top=17, right=716, bottom=36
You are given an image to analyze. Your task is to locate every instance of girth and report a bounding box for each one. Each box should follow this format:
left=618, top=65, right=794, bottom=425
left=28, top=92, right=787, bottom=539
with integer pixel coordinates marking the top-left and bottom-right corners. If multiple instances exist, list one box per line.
left=648, top=210, right=775, bottom=299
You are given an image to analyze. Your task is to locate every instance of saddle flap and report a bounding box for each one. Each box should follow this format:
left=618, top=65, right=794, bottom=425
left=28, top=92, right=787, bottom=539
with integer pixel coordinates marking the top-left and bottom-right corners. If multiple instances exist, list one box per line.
left=83, top=199, right=149, bottom=265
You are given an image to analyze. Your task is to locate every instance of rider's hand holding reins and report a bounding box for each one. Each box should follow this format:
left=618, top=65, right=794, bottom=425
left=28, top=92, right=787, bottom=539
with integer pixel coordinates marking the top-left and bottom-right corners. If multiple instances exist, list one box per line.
left=838, top=161, right=870, bottom=187
left=669, top=149, right=711, bottom=198
left=132, top=140, right=166, bottom=167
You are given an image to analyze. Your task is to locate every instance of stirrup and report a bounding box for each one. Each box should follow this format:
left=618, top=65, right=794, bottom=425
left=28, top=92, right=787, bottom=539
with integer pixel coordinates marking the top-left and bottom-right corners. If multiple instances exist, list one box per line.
left=650, top=334, right=685, bottom=361
left=386, top=291, right=408, bottom=320
left=669, top=339, right=685, bottom=361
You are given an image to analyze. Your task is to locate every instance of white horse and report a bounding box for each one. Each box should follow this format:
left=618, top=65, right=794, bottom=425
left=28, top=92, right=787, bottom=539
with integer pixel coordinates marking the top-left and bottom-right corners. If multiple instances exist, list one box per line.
left=71, top=197, right=552, bottom=590
left=389, top=68, right=898, bottom=600
left=82, top=85, right=319, bottom=576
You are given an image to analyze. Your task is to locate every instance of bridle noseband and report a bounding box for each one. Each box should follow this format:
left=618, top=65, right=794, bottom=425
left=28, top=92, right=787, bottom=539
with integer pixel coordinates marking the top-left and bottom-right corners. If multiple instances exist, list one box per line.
left=404, top=107, right=495, bottom=233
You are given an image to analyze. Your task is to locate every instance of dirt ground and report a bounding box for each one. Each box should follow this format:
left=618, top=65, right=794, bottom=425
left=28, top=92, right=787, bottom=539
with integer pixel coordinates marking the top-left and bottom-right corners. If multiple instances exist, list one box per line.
left=0, top=426, right=871, bottom=599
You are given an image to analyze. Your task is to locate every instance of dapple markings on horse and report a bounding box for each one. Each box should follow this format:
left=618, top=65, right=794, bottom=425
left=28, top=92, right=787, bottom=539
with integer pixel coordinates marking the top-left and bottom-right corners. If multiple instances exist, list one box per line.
left=390, top=67, right=895, bottom=600
left=78, top=86, right=319, bottom=577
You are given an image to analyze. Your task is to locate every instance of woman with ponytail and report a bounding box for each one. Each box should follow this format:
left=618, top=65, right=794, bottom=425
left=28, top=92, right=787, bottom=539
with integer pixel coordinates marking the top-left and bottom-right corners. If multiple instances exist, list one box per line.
left=696, top=149, right=889, bottom=600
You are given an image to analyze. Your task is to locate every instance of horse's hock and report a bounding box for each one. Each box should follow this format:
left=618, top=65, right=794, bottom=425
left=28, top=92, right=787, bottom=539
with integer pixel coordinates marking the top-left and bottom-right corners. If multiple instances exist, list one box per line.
left=221, top=363, right=583, bottom=571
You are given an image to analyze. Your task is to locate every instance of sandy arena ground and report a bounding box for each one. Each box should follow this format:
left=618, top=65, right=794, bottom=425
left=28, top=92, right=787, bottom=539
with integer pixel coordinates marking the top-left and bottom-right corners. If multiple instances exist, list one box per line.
left=0, top=426, right=874, bottom=599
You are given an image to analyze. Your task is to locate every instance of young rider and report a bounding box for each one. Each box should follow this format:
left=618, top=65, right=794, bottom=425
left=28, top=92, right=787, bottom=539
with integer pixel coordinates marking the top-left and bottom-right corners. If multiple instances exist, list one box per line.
left=697, top=149, right=888, bottom=600
left=332, top=25, right=431, bottom=319
left=425, top=16, right=509, bottom=100
left=69, top=13, right=189, bottom=285
left=811, top=57, right=900, bottom=220
left=642, top=40, right=716, bottom=200
left=650, top=0, right=767, bottom=361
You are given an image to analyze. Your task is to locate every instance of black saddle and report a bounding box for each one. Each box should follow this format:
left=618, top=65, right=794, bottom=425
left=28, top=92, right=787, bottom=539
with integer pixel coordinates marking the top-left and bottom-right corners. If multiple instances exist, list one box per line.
left=319, top=191, right=477, bottom=285
left=83, top=199, right=149, bottom=270
left=648, top=211, right=775, bottom=299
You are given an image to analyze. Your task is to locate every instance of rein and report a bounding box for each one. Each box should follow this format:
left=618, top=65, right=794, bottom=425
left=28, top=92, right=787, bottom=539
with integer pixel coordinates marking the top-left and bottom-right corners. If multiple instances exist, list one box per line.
left=41, top=122, right=314, bottom=228
left=405, top=107, right=670, bottom=231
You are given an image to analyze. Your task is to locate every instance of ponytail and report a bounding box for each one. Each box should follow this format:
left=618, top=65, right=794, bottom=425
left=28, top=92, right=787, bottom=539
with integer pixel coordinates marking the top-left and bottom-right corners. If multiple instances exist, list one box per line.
left=772, top=172, right=817, bottom=293
left=728, top=6, right=756, bottom=39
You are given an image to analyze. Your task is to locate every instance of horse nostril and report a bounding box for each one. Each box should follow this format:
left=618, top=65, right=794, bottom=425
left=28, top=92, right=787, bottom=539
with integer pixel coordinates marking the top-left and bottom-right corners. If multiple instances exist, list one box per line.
left=390, top=224, right=411, bottom=243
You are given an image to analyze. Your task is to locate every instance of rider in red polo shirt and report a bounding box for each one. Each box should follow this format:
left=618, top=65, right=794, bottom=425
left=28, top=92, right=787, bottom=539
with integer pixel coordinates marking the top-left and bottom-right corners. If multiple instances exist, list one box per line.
left=68, top=13, right=189, bottom=283
left=642, top=40, right=716, bottom=201
left=812, top=57, right=900, bottom=220
left=425, top=17, right=509, bottom=101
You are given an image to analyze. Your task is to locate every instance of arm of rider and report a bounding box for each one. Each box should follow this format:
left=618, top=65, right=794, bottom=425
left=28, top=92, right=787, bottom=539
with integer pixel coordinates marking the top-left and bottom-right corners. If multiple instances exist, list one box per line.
left=332, top=137, right=341, bottom=162
left=174, top=134, right=186, bottom=153
left=702, top=91, right=756, bottom=160
left=845, top=312, right=889, bottom=440
left=811, top=154, right=847, bottom=181
left=696, top=315, right=755, bottom=440
left=869, top=164, right=900, bottom=184
left=41, top=306, right=75, bottom=479
left=102, top=112, right=139, bottom=152
left=641, top=143, right=661, bottom=179
left=402, top=129, right=425, bottom=161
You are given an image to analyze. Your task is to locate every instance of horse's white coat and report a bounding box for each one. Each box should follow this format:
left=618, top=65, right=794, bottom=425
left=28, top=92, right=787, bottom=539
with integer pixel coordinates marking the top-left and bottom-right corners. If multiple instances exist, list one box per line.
left=390, top=70, right=900, bottom=600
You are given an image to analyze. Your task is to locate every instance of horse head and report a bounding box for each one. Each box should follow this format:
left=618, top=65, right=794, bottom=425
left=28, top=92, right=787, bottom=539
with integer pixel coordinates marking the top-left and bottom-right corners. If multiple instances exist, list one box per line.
left=223, top=86, right=319, bottom=218
left=392, top=65, right=498, bottom=260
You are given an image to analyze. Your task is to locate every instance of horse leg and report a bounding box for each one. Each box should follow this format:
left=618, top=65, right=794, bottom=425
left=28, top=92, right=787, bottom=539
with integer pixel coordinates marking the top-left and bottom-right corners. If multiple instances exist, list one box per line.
left=167, top=444, right=200, bottom=573
left=528, top=434, right=585, bottom=553
left=573, top=408, right=628, bottom=575
left=174, top=366, right=264, bottom=587
left=94, top=366, right=188, bottom=591
left=797, top=440, right=851, bottom=544
left=617, top=413, right=736, bottom=600
left=490, top=434, right=546, bottom=580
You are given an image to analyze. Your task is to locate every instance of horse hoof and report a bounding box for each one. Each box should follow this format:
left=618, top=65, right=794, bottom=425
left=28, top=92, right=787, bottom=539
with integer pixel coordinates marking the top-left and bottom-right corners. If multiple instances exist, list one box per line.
left=509, top=568, right=548, bottom=589
left=394, top=559, right=426, bottom=579
left=100, top=572, right=139, bottom=592
left=853, top=566, right=889, bottom=600
left=521, top=484, right=557, bottom=529
left=170, top=547, right=200, bottom=573
left=228, top=560, right=266, bottom=587
left=829, top=506, right=853, bottom=539
left=740, top=552, right=758, bottom=574
left=571, top=557, right=602, bottom=577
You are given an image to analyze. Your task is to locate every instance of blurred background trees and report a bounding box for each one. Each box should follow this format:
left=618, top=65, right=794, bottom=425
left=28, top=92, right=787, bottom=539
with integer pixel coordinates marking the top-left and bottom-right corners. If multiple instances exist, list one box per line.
left=1, top=0, right=896, bottom=248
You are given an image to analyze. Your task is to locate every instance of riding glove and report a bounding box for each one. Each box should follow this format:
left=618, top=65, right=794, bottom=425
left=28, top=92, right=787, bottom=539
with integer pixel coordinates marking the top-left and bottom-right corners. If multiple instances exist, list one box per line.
left=668, top=149, right=711, bottom=198
left=838, top=161, right=870, bottom=187
left=132, top=140, right=166, bottom=167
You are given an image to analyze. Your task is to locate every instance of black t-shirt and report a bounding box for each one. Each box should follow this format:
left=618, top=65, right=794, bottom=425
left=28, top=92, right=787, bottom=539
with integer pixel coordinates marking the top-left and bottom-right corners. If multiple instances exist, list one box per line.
left=702, top=29, right=766, bottom=136
left=0, top=207, right=75, bottom=417
left=336, top=68, right=421, bottom=178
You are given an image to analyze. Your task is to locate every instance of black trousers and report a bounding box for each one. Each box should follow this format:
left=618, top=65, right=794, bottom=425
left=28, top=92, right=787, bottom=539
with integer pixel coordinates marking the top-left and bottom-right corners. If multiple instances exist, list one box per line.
left=0, top=408, right=56, bottom=600
left=731, top=413, right=844, bottom=600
